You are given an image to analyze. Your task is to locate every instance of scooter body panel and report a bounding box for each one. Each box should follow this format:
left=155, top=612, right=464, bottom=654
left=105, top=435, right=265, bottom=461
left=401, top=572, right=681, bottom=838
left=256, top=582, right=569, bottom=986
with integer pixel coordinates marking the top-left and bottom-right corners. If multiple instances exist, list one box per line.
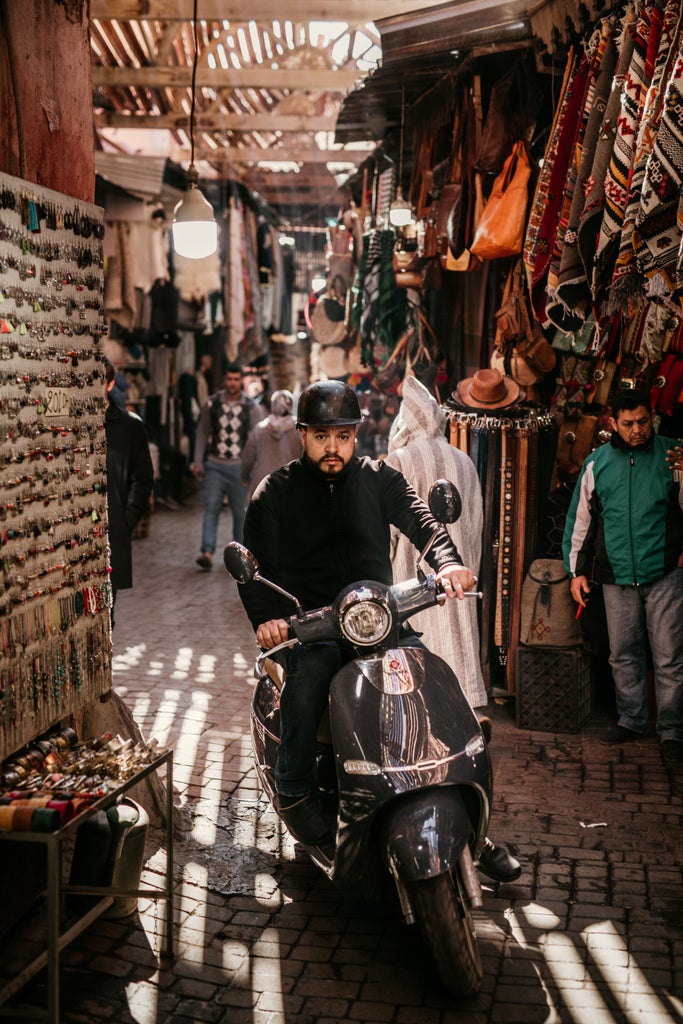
left=376, top=786, right=473, bottom=882
left=330, top=646, right=491, bottom=894
left=249, top=645, right=492, bottom=896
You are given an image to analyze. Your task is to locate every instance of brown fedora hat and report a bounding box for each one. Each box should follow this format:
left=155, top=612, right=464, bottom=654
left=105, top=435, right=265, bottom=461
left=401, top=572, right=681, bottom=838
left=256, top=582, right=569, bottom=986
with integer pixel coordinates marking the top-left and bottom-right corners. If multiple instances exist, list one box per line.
left=454, top=368, right=524, bottom=410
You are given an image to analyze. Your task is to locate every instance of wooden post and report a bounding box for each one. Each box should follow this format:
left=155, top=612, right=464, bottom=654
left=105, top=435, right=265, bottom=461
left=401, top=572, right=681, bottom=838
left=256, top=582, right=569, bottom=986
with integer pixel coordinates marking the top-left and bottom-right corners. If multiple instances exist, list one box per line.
left=0, top=0, right=94, bottom=202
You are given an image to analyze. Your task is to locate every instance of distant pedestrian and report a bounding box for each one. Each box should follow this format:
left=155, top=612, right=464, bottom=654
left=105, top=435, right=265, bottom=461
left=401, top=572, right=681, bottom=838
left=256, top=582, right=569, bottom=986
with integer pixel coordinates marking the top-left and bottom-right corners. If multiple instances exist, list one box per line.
left=104, top=359, right=154, bottom=626
left=241, top=390, right=301, bottom=501
left=191, top=363, right=266, bottom=570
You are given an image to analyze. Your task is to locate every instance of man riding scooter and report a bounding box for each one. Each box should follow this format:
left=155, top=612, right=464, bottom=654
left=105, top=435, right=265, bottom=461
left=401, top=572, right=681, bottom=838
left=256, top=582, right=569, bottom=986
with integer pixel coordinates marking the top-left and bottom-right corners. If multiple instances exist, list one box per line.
left=236, top=380, right=520, bottom=883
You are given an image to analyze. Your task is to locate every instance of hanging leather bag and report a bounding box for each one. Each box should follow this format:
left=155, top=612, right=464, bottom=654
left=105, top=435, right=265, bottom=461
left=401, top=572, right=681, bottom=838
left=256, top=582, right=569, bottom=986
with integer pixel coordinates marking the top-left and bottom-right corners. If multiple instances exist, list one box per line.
left=493, top=261, right=555, bottom=382
left=470, top=141, right=532, bottom=261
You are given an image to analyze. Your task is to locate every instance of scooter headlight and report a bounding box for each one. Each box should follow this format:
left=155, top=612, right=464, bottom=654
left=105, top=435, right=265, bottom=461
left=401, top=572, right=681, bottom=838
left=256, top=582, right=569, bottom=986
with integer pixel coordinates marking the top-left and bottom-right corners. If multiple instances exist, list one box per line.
left=337, top=584, right=392, bottom=646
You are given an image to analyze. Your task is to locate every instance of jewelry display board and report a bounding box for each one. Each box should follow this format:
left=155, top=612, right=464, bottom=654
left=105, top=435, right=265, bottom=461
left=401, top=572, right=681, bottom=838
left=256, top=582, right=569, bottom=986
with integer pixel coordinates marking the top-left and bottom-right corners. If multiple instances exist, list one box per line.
left=0, top=172, right=110, bottom=760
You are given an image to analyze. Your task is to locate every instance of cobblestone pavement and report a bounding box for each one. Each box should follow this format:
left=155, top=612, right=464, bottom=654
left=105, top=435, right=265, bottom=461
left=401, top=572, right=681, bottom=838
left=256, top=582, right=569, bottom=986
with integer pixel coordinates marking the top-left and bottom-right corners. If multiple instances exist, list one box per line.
left=10, top=490, right=683, bottom=1023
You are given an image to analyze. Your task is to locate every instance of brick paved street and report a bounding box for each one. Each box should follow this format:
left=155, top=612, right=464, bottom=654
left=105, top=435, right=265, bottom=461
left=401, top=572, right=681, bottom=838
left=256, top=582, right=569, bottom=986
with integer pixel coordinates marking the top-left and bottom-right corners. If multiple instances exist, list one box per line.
left=11, top=490, right=683, bottom=1023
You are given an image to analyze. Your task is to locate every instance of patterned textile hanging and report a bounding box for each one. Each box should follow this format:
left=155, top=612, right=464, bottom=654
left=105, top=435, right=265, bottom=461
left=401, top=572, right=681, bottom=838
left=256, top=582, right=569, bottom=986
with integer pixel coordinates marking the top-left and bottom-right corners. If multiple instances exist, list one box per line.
left=551, top=21, right=618, bottom=325
left=592, top=0, right=661, bottom=302
left=609, top=0, right=683, bottom=307
left=634, top=51, right=683, bottom=301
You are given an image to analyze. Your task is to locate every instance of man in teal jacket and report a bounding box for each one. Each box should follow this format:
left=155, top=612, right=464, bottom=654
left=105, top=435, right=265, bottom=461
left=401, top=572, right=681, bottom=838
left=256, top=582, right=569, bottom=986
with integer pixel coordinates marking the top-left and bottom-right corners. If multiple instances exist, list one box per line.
left=563, top=389, right=683, bottom=763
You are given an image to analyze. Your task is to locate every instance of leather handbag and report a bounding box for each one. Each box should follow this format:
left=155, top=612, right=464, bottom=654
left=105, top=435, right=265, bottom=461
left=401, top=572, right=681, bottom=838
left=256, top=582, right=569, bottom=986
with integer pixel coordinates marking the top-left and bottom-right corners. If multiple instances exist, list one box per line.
left=650, top=352, right=683, bottom=415
left=470, top=141, right=531, bottom=261
left=493, top=261, right=555, bottom=381
left=394, top=269, right=424, bottom=290
left=516, top=325, right=556, bottom=376
left=373, top=330, right=412, bottom=395
left=556, top=413, right=599, bottom=475
left=311, top=293, right=347, bottom=347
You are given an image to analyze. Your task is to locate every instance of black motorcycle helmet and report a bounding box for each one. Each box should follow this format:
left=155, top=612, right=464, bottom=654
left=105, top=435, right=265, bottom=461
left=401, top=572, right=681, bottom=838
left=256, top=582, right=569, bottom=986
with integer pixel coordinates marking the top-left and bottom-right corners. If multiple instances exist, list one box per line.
left=296, top=380, right=362, bottom=427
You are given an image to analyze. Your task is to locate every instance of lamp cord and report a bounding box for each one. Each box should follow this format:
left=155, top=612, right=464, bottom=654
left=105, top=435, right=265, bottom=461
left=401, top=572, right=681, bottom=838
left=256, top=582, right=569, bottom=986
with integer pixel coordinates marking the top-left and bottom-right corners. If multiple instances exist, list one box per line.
left=398, top=78, right=405, bottom=192
left=190, top=0, right=199, bottom=167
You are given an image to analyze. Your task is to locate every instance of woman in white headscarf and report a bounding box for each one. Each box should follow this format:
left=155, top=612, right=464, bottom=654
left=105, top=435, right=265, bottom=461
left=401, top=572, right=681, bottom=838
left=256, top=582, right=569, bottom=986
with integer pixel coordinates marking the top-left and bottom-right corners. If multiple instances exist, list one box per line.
left=385, top=375, right=487, bottom=709
left=241, top=390, right=301, bottom=501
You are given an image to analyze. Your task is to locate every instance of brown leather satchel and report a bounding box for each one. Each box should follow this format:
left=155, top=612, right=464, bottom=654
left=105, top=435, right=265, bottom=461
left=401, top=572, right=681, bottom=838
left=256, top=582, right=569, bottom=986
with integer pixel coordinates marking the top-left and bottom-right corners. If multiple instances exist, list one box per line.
left=471, top=142, right=531, bottom=261
left=493, top=261, right=555, bottom=382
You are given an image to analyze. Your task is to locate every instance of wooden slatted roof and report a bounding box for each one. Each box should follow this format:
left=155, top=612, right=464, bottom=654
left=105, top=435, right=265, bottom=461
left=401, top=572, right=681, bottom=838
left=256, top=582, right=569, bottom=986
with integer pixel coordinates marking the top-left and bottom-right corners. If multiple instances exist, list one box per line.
left=90, top=0, right=551, bottom=223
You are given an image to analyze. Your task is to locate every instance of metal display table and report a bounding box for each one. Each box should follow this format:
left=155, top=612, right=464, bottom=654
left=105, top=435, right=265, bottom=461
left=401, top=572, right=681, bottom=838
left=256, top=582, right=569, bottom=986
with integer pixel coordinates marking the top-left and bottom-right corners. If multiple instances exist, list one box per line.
left=0, top=748, right=174, bottom=1023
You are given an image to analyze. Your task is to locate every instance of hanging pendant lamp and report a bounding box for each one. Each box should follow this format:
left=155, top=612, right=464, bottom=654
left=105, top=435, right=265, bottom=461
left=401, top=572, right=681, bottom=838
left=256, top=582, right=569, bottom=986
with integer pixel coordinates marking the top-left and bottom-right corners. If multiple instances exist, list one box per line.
left=389, top=79, right=414, bottom=228
left=172, top=0, right=218, bottom=260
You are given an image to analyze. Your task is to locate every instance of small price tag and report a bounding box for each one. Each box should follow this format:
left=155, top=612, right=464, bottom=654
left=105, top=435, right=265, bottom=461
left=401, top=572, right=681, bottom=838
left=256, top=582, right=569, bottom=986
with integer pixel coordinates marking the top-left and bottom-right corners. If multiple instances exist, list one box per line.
left=44, top=388, right=71, bottom=418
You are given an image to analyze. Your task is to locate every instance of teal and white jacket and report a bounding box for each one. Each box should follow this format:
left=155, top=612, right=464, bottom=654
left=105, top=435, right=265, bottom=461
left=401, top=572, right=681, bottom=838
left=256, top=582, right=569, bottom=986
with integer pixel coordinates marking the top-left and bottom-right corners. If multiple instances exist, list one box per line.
left=562, top=433, right=683, bottom=586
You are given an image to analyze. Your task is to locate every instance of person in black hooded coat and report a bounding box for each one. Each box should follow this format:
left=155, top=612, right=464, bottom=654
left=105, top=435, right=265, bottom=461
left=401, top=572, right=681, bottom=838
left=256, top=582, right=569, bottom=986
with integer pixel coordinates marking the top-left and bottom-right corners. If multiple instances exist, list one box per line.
left=104, top=361, right=154, bottom=622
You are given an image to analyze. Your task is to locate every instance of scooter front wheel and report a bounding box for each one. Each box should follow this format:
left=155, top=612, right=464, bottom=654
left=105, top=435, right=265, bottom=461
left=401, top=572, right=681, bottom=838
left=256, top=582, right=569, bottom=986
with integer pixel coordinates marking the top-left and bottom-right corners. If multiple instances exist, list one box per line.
left=407, top=869, right=482, bottom=996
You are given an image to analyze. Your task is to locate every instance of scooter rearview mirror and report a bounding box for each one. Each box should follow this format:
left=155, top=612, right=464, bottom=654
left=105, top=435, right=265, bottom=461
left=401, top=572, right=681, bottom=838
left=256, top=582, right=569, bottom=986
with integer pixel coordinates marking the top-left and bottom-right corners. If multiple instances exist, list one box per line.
left=428, top=479, right=462, bottom=525
left=223, top=542, right=260, bottom=584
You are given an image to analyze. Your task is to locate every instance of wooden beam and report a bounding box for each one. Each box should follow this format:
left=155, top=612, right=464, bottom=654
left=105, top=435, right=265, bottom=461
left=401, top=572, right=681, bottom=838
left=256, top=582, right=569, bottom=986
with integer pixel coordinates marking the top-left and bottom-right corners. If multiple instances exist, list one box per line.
left=247, top=174, right=339, bottom=186
left=94, top=112, right=338, bottom=132
left=188, top=146, right=365, bottom=164
left=93, top=66, right=362, bottom=91
left=91, top=0, right=444, bottom=22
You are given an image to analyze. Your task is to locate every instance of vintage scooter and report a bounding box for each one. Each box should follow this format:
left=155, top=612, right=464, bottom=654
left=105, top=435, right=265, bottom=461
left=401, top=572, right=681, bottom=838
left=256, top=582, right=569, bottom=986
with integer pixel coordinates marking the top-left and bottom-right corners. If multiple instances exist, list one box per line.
left=224, top=481, right=492, bottom=996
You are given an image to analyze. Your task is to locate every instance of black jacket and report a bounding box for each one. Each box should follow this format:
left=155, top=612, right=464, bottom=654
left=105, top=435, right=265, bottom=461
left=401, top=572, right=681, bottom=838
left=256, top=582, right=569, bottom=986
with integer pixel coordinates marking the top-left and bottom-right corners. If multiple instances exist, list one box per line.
left=105, top=401, right=154, bottom=590
left=239, top=453, right=462, bottom=629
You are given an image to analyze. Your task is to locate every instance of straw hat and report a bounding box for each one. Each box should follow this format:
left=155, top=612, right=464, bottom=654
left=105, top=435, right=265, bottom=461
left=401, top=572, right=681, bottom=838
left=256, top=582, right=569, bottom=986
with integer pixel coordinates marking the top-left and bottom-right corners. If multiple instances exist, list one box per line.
left=453, top=368, right=524, bottom=409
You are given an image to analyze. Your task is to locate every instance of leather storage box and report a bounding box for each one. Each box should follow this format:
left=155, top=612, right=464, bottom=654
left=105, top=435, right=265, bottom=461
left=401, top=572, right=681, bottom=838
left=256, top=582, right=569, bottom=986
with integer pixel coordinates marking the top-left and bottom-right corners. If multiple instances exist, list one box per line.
left=515, top=645, right=591, bottom=732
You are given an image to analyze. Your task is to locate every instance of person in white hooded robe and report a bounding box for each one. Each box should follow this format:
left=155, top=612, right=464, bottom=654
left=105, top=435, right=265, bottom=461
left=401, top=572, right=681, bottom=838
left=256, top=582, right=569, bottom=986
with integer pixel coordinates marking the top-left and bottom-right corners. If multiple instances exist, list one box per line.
left=385, top=374, right=487, bottom=709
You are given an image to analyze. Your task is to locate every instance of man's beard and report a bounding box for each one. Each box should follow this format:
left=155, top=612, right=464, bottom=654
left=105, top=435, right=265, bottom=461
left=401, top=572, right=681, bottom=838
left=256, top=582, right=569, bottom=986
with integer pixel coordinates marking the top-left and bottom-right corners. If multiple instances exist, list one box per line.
left=318, top=456, right=344, bottom=475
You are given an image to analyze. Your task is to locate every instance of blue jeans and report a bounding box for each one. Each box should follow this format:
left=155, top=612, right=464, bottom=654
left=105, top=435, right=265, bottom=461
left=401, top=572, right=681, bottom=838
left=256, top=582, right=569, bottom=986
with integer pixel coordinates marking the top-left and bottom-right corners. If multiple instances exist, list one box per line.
left=602, top=568, right=683, bottom=742
left=274, top=635, right=424, bottom=797
left=200, top=460, right=247, bottom=554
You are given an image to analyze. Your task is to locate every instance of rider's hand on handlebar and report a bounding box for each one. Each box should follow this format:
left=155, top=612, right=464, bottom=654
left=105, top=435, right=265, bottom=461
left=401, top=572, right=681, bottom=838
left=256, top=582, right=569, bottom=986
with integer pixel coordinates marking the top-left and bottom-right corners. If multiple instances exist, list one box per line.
left=436, top=563, right=475, bottom=600
left=255, top=618, right=290, bottom=649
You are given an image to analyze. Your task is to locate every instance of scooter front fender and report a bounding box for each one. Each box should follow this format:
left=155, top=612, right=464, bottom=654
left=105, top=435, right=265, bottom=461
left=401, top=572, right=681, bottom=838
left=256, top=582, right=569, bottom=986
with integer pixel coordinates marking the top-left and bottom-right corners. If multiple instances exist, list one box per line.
left=377, top=787, right=472, bottom=883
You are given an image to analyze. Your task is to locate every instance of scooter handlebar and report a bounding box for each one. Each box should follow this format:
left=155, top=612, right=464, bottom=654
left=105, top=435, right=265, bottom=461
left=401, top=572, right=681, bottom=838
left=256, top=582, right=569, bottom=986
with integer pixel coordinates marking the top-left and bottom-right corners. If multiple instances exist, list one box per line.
left=434, top=577, right=483, bottom=601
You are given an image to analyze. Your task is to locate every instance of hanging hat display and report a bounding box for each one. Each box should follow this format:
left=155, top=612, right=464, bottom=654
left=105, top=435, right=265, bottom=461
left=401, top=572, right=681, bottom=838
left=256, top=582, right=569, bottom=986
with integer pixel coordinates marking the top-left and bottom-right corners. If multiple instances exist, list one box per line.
left=453, top=367, right=524, bottom=410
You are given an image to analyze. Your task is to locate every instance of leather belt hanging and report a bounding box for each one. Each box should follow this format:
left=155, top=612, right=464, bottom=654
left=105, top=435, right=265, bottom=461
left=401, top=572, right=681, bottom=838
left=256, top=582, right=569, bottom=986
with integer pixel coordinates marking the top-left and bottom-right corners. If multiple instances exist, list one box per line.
left=524, top=422, right=539, bottom=561
left=506, top=423, right=529, bottom=692
left=495, top=422, right=513, bottom=661
left=479, top=421, right=500, bottom=688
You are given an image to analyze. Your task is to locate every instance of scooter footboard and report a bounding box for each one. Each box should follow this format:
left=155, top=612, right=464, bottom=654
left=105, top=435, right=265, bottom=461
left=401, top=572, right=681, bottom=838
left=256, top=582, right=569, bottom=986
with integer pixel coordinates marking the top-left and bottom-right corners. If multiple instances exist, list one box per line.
left=377, top=787, right=472, bottom=883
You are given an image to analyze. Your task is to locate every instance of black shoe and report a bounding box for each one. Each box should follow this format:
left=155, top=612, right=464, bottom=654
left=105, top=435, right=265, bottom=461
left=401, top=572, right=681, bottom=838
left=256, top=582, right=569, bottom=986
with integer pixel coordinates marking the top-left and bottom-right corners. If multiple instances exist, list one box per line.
left=196, top=552, right=213, bottom=570
left=477, top=714, right=492, bottom=745
left=599, top=725, right=641, bottom=744
left=276, top=793, right=334, bottom=846
left=661, top=739, right=683, bottom=765
left=477, top=838, right=521, bottom=883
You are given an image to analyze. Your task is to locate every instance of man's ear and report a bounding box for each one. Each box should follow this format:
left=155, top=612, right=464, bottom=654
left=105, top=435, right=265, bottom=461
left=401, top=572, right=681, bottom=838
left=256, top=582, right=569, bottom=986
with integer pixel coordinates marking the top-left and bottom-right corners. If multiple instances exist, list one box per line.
left=608, top=415, right=617, bottom=433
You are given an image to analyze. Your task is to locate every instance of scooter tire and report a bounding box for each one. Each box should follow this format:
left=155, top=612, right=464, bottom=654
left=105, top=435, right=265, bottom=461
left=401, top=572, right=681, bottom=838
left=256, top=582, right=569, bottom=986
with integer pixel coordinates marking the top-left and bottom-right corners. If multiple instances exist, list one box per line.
left=407, top=869, right=482, bottom=997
